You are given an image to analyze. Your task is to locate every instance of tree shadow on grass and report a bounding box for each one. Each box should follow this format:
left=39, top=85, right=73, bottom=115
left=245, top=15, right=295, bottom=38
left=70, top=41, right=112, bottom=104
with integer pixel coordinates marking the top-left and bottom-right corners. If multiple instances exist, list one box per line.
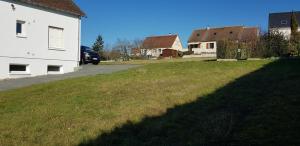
left=79, top=59, right=300, bottom=146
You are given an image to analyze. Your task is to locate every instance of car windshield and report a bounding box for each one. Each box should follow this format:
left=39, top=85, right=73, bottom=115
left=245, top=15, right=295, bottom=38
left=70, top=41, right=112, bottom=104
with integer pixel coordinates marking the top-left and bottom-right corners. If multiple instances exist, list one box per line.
left=85, top=49, right=93, bottom=53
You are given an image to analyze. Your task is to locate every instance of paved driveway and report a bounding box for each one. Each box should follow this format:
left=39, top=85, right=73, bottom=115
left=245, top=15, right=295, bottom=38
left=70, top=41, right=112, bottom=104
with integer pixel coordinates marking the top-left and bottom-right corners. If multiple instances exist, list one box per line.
left=0, top=64, right=140, bottom=92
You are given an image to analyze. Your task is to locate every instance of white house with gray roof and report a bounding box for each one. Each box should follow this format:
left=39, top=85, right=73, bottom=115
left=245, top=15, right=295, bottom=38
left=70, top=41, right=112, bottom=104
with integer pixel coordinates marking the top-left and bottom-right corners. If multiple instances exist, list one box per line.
left=0, top=0, right=85, bottom=79
left=269, top=11, right=300, bottom=39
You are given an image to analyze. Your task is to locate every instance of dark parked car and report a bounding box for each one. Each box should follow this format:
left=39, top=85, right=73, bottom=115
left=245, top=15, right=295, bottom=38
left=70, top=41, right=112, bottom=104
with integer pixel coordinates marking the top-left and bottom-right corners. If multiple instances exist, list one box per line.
left=80, top=46, right=100, bottom=65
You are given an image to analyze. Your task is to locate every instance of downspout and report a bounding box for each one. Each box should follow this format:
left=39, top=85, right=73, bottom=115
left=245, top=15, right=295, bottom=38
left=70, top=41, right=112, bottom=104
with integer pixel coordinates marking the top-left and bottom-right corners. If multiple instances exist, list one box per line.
left=77, top=17, right=81, bottom=67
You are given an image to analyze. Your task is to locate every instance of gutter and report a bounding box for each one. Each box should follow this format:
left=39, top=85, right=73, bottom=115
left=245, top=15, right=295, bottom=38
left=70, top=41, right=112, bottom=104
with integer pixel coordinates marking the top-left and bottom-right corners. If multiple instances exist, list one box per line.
left=77, top=17, right=81, bottom=67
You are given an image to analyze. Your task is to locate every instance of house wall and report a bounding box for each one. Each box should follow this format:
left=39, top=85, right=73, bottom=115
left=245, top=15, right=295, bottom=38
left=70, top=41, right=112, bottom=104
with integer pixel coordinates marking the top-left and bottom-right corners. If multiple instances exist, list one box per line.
left=270, top=27, right=300, bottom=39
left=188, top=41, right=217, bottom=58
left=0, top=0, right=81, bottom=79
left=141, top=48, right=164, bottom=58
left=171, top=36, right=183, bottom=51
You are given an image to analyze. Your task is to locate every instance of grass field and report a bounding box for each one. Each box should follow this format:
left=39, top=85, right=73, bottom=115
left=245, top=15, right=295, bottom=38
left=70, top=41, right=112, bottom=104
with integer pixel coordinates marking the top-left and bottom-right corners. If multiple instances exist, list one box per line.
left=100, top=57, right=215, bottom=65
left=1, top=59, right=300, bottom=145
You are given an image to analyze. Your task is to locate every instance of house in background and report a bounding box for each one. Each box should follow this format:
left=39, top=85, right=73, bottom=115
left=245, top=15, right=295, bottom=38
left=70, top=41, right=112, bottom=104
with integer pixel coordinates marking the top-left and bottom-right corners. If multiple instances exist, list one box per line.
left=269, top=11, right=300, bottom=39
left=0, top=0, right=85, bottom=79
left=188, top=26, right=259, bottom=58
left=141, top=34, right=183, bottom=58
left=131, top=48, right=141, bottom=57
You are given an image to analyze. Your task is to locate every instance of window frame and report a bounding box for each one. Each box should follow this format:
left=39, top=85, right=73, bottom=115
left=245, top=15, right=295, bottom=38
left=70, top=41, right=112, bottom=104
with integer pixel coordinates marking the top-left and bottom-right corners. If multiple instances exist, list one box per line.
left=281, top=20, right=288, bottom=25
left=48, top=26, right=65, bottom=50
left=208, top=43, right=215, bottom=49
left=9, top=64, right=30, bottom=75
left=47, top=65, right=63, bottom=74
left=16, top=20, right=26, bottom=38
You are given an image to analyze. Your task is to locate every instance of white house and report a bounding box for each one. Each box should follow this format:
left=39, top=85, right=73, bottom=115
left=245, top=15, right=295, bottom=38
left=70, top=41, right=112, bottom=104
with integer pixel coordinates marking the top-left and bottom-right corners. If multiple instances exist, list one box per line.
left=269, top=11, right=300, bottom=39
left=141, top=34, right=183, bottom=58
left=188, top=26, right=259, bottom=58
left=0, top=0, right=85, bottom=79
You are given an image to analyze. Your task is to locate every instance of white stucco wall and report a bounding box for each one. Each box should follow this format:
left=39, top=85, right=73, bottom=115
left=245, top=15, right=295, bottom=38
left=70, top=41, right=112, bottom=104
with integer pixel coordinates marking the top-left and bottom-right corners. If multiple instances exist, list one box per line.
left=141, top=48, right=163, bottom=58
left=188, top=41, right=217, bottom=58
left=270, top=27, right=300, bottom=39
left=171, top=36, right=183, bottom=51
left=0, top=0, right=81, bottom=79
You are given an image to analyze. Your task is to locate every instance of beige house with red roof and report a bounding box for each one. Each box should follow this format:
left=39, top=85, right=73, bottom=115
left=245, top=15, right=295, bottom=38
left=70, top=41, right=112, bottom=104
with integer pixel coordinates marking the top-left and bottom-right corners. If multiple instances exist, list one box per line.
left=188, top=26, right=259, bottom=58
left=141, top=34, right=183, bottom=58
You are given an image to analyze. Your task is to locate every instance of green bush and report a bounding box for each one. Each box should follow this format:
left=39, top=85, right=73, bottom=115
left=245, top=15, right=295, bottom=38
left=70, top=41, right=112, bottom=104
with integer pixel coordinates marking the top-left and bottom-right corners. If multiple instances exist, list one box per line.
left=217, top=31, right=291, bottom=59
left=217, top=40, right=250, bottom=59
left=178, top=51, right=184, bottom=57
left=258, top=31, right=289, bottom=57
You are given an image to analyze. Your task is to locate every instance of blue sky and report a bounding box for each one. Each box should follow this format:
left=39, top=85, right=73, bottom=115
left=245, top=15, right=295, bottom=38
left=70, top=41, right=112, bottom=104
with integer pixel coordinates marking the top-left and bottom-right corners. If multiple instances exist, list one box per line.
left=75, top=0, right=300, bottom=48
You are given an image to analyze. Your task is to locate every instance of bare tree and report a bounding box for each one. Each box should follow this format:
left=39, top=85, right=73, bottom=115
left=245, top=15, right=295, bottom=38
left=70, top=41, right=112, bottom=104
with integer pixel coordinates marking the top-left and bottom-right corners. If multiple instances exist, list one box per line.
left=131, top=38, right=144, bottom=57
left=113, top=39, right=132, bottom=61
left=109, top=48, right=121, bottom=61
left=132, top=38, right=144, bottom=49
left=140, top=37, right=155, bottom=59
left=103, top=44, right=112, bottom=61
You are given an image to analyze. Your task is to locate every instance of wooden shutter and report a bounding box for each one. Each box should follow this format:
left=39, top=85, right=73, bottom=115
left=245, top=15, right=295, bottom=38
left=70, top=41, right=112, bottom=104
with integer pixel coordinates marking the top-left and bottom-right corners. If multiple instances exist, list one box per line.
left=49, top=27, right=64, bottom=49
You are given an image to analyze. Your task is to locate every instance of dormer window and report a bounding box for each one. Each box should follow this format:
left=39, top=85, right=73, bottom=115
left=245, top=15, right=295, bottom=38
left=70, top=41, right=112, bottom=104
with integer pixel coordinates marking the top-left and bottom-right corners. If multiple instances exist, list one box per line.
left=281, top=20, right=288, bottom=25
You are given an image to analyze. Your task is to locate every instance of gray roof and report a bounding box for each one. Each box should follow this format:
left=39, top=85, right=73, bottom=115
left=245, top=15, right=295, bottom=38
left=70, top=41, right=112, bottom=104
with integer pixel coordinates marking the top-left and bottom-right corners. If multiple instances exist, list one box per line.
left=269, top=11, right=300, bottom=29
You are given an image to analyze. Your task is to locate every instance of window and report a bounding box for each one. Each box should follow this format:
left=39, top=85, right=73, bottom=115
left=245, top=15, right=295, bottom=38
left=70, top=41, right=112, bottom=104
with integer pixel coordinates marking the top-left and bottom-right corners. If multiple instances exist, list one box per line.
left=48, top=26, right=64, bottom=49
left=197, top=33, right=200, bottom=37
left=189, top=44, right=199, bottom=49
left=16, top=20, right=26, bottom=37
left=47, top=65, right=61, bottom=73
left=214, top=32, right=217, bottom=35
left=281, top=20, right=288, bottom=25
left=207, top=43, right=215, bottom=49
left=230, top=31, right=233, bottom=34
left=9, top=64, right=29, bottom=74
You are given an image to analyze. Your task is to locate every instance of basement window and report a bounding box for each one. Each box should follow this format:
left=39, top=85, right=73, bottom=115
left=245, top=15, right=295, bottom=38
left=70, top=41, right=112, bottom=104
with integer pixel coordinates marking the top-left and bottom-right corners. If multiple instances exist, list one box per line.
left=9, top=64, right=29, bottom=74
left=47, top=65, right=62, bottom=74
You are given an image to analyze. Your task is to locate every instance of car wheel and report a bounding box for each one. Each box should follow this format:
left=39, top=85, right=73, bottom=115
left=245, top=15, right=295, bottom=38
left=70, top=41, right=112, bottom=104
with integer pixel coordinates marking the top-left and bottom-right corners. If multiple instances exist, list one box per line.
left=92, top=61, right=100, bottom=65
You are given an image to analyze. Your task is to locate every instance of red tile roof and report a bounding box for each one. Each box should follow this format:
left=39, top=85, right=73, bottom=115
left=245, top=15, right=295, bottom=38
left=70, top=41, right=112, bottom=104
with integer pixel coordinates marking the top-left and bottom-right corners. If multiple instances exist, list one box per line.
left=188, top=26, right=259, bottom=43
left=17, top=0, right=85, bottom=17
left=143, top=35, right=178, bottom=49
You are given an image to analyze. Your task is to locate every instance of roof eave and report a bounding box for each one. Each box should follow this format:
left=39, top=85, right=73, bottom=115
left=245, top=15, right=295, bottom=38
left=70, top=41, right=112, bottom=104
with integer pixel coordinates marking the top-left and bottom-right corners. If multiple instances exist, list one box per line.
left=15, top=0, right=86, bottom=17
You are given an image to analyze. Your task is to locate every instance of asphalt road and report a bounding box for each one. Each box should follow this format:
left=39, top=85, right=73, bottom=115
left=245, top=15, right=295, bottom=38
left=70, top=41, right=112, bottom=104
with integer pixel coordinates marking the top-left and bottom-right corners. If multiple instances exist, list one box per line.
left=0, top=64, right=140, bottom=92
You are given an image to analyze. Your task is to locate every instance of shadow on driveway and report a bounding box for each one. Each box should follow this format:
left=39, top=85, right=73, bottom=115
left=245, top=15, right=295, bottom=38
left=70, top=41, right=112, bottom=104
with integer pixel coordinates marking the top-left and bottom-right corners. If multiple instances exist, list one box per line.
left=0, top=64, right=140, bottom=92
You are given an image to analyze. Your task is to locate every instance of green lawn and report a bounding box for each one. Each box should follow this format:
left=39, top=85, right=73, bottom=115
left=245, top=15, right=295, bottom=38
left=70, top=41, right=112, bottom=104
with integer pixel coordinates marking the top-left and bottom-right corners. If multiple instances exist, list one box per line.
left=1, top=59, right=300, bottom=146
left=100, top=57, right=215, bottom=65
